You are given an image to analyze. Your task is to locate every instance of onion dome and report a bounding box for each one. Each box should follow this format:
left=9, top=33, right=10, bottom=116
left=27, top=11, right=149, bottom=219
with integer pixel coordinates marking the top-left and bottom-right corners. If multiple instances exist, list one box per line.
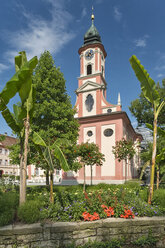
left=83, top=12, right=102, bottom=45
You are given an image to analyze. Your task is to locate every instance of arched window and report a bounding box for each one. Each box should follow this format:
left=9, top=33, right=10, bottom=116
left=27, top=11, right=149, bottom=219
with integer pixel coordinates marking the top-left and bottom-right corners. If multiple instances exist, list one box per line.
left=87, top=64, right=92, bottom=75
left=85, top=94, right=94, bottom=112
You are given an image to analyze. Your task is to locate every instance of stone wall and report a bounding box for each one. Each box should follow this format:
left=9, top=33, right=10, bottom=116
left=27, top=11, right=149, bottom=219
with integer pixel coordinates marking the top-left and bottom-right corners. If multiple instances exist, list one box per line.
left=0, top=217, right=165, bottom=248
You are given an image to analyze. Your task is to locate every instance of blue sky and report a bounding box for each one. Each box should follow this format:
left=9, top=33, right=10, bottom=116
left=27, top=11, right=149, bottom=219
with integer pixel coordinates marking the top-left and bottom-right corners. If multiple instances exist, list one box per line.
left=0, top=0, right=165, bottom=135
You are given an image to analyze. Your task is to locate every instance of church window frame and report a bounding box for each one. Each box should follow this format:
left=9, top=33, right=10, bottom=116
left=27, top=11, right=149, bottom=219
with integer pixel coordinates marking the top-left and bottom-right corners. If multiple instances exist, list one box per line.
left=87, top=130, right=93, bottom=137
left=85, top=94, right=94, bottom=112
left=104, top=128, right=114, bottom=137
left=87, top=64, right=92, bottom=75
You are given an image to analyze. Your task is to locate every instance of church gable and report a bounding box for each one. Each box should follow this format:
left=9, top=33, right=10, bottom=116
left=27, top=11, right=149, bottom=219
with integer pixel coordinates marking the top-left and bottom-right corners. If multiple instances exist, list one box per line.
left=76, top=80, right=104, bottom=93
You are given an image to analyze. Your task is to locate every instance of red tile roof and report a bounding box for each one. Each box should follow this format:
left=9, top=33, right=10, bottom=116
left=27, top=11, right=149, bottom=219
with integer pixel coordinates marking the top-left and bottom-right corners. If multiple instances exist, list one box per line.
left=0, top=135, right=18, bottom=148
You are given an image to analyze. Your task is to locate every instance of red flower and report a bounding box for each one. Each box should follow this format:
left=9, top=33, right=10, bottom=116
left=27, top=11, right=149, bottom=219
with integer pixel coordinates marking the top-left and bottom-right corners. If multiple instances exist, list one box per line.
left=82, top=211, right=100, bottom=221
left=120, top=208, right=134, bottom=219
left=101, top=205, right=114, bottom=217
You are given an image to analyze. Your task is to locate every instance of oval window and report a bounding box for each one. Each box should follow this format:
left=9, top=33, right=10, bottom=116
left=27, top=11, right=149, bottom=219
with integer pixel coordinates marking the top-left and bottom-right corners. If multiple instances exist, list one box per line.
left=107, top=109, right=112, bottom=113
left=87, top=130, right=93, bottom=137
left=104, top=128, right=113, bottom=137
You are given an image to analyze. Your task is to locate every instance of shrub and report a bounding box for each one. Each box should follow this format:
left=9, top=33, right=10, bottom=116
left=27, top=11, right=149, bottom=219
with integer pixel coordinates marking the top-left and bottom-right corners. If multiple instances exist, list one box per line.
left=152, top=189, right=165, bottom=212
left=17, top=200, right=42, bottom=223
left=0, top=191, right=18, bottom=226
left=129, top=197, right=162, bottom=217
left=139, top=187, right=148, bottom=202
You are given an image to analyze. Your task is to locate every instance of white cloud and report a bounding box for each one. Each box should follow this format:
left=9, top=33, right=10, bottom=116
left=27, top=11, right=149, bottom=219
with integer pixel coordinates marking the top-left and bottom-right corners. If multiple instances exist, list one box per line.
left=134, top=35, right=149, bottom=48
left=114, top=6, right=122, bottom=22
left=81, top=7, right=87, bottom=18
left=134, top=39, right=146, bottom=48
left=157, top=73, right=164, bottom=78
left=0, top=63, right=9, bottom=74
left=5, top=0, right=75, bottom=62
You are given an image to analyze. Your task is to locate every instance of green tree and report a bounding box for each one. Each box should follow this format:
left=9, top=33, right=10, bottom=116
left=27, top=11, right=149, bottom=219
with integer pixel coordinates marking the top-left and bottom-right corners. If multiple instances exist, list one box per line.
left=0, top=51, right=38, bottom=205
left=129, top=80, right=165, bottom=127
left=32, top=131, right=69, bottom=203
left=129, top=55, right=165, bottom=204
left=31, top=51, right=79, bottom=183
left=76, top=142, right=105, bottom=191
left=112, top=138, right=135, bottom=182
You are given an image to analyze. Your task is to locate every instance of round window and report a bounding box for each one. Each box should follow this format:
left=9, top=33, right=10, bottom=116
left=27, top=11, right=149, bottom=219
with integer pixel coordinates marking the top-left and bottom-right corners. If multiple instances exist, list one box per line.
left=87, top=130, right=93, bottom=137
left=107, top=109, right=112, bottom=113
left=104, top=128, right=113, bottom=137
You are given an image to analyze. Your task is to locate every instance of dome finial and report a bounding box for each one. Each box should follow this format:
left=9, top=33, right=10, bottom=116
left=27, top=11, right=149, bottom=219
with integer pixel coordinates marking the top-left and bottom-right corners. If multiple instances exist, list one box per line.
left=91, top=6, right=94, bottom=23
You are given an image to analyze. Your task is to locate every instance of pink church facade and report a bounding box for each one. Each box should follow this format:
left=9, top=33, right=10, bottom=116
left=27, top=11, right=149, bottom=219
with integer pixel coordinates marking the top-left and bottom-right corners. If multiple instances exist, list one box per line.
left=64, top=14, right=142, bottom=184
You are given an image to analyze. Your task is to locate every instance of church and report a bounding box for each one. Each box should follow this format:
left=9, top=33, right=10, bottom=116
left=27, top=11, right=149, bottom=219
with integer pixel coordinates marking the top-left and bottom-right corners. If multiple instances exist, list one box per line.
left=63, top=12, right=142, bottom=184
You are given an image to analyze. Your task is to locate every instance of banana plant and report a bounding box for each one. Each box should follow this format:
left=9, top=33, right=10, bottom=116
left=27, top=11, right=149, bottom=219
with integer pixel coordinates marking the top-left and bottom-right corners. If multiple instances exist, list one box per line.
left=0, top=51, right=38, bottom=204
left=32, top=131, right=69, bottom=203
left=130, top=55, right=165, bottom=203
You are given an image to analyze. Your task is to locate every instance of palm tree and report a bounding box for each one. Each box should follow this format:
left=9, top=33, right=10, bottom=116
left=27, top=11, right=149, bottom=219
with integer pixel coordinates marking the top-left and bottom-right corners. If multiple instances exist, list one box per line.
left=32, top=132, right=69, bottom=203
left=130, top=55, right=165, bottom=203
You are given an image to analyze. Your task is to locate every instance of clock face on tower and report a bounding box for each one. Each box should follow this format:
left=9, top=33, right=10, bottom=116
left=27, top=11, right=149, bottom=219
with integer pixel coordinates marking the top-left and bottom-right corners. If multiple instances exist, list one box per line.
left=85, top=49, right=94, bottom=60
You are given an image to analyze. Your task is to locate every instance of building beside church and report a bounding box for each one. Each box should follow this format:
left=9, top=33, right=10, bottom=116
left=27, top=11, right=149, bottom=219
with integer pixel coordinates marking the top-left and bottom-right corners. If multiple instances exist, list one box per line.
left=0, top=134, right=19, bottom=177
left=63, top=13, right=142, bottom=184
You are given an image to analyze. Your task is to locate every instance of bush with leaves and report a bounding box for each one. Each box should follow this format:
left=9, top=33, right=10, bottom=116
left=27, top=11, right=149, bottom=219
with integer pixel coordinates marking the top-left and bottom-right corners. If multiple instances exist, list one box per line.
left=0, top=191, right=18, bottom=226
left=18, top=199, right=43, bottom=223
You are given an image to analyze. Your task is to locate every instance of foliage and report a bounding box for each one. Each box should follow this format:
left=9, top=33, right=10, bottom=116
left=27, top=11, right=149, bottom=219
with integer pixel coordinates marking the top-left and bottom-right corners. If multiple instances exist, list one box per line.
left=0, top=51, right=38, bottom=134
left=0, top=184, right=164, bottom=227
left=112, top=138, right=135, bottom=162
left=66, top=238, right=125, bottom=248
left=76, top=142, right=105, bottom=189
left=152, top=189, right=165, bottom=212
left=32, top=131, right=69, bottom=203
left=132, top=229, right=157, bottom=247
left=129, top=80, right=165, bottom=127
left=17, top=199, right=42, bottom=223
left=0, top=191, right=18, bottom=226
left=129, top=55, right=165, bottom=204
left=76, top=142, right=105, bottom=166
left=0, top=51, right=38, bottom=205
left=131, top=199, right=161, bottom=217
left=30, top=51, right=79, bottom=172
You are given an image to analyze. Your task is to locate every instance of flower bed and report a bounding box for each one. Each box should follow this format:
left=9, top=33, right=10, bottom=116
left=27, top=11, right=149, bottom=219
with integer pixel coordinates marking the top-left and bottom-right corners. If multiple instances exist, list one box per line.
left=0, top=183, right=164, bottom=226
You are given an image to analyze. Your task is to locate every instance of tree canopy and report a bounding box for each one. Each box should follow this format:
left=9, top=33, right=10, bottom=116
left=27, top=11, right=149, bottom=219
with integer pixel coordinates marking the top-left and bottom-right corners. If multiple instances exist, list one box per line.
left=31, top=51, right=79, bottom=142
left=129, top=80, right=165, bottom=127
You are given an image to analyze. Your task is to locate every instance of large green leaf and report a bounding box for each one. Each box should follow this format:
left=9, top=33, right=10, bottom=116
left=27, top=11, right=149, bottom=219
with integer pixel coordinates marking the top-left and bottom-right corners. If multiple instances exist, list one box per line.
left=51, top=138, right=70, bottom=148
left=129, top=55, right=160, bottom=107
left=1, top=101, right=21, bottom=133
left=0, top=54, right=38, bottom=109
left=15, top=51, right=27, bottom=72
left=32, top=132, right=69, bottom=172
left=156, top=148, right=165, bottom=163
left=43, top=147, right=54, bottom=171
left=52, top=143, right=69, bottom=171
left=32, top=131, right=47, bottom=147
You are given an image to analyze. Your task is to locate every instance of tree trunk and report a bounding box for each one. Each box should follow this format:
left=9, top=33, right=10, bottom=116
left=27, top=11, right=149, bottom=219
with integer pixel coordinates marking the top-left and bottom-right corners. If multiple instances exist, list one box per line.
left=19, top=140, right=24, bottom=205
left=50, top=171, right=54, bottom=203
left=46, top=169, right=49, bottom=185
left=83, top=164, right=86, bottom=192
left=156, top=167, right=160, bottom=190
left=90, top=165, right=93, bottom=186
left=148, top=115, right=157, bottom=204
left=19, top=115, right=30, bottom=205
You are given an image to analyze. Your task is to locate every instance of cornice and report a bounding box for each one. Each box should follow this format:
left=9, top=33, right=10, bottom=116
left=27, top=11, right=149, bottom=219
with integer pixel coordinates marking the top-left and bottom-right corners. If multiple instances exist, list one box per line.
left=78, top=43, right=107, bottom=58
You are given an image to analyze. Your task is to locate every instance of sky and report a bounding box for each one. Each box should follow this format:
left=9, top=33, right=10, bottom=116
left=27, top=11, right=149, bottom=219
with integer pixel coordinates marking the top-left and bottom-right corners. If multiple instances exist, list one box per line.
left=0, top=0, right=165, bottom=136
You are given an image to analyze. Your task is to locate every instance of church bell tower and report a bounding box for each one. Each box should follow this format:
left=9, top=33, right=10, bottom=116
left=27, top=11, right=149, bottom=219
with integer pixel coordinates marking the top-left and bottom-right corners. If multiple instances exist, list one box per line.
left=75, top=11, right=116, bottom=118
